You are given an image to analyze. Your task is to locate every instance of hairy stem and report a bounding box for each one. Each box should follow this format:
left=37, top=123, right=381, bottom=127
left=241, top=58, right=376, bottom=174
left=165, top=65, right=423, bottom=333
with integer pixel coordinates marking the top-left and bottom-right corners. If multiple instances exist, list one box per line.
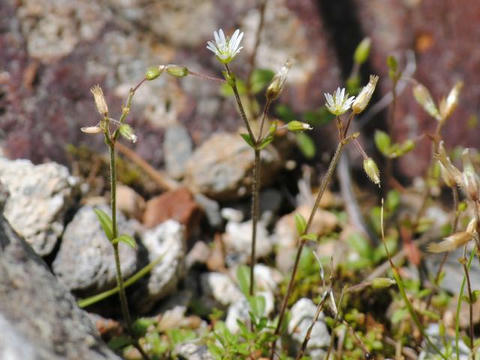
left=249, top=149, right=261, bottom=296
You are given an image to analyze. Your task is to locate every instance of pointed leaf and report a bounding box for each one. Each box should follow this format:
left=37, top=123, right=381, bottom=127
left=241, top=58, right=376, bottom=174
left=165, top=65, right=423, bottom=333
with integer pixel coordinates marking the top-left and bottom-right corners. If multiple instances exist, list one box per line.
left=258, top=134, right=274, bottom=150
left=236, top=265, right=250, bottom=296
left=240, top=133, right=255, bottom=148
left=301, top=233, right=319, bottom=241
left=374, top=130, right=391, bottom=156
left=113, top=234, right=137, bottom=249
left=294, top=213, right=307, bottom=235
left=94, top=208, right=114, bottom=241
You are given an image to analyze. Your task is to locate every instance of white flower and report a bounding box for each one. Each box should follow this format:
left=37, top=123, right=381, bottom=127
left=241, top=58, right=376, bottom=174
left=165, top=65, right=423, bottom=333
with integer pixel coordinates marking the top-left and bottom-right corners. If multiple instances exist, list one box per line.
left=206, top=29, right=244, bottom=64
left=324, top=87, right=355, bottom=116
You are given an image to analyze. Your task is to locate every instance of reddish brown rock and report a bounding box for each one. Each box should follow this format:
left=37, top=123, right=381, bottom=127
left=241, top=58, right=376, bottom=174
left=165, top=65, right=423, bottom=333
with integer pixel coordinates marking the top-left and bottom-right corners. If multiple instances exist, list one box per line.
left=142, top=187, right=203, bottom=237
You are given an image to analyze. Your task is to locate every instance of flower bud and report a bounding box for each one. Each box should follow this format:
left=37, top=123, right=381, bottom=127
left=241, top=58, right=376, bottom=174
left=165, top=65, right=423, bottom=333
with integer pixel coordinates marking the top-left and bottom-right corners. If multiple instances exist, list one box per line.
left=352, top=75, right=379, bottom=114
left=427, top=231, right=473, bottom=253
left=118, top=124, right=137, bottom=143
left=81, top=126, right=102, bottom=134
left=439, top=81, right=463, bottom=121
left=363, top=157, right=380, bottom=186
left=266, top=60, right=291, bottom=101
left=439, top=162, right=457, bottom=188
left=428, top=218, right=476, bottom=253
left=145, top=65, right=166, bottom=81
left=90, top=85, right=108, bottom=116
left=354, top=37, right=371, bottom=65
left=286, top=120, right=313, bottom=132
left=461, top=149, right=480, bottom=202
left=166, top=65, right=189, bottom=78
left=413, top=83, right=440, bottom=121
left=436, top=141, right=463, bottom=186
left=371, top=277, right=395, bottom=289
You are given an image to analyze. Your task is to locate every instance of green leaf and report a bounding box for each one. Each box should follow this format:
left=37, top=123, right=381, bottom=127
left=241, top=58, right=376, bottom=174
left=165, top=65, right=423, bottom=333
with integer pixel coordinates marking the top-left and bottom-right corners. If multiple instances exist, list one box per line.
left=294, top=213, right=307, bottom=235
left=250, top=68, right=275, bottom=94
left=296, top=132, right=316, bottom=159
left=374, top=130, right=391, bottom=156
left=301, top=233, right=319, bottom=241
left=240, top=133, right=255, bottom=148
left=236, top=265, right=250, bottom=296
left=112, top=234, right=136, bottom=249
left=94, top=208, right=114, bottom=241
left=108, top=336, right=132, bottom=350
left=248, top=295, right=266, bottom=320
left=258, top=135, right=274, bottom=150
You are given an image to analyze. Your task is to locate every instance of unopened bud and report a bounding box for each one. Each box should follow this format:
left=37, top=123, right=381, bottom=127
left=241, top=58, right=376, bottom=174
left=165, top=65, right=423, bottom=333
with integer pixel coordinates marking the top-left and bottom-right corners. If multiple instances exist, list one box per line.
left=146, top=65, right=166, bottom=81
left=90, top=85, right=108, bottom=116
left=81, top=126, right=102, bottom=134
left=371, top=277, right=395, bottom=289
left=413, top=83, right=440, bottom=121
left=439, top=81, right=463, bottom=121
left=352, top=75, right=379, bottom=114
left=436, top=141, right=463, bottom=186
left=461, top=149, right=480, bottom=202
left=118, top=124, right=137, bottom=143
left=428, top=217, right=477, bottom=253
left=166, top=65, right=189, bottom=78
left=266, top=60, right=291, bottom=101
left=439, top=162, right=457, bottom=188
left=287, top=120, right=313, bottom=132
left=363, top=157, right=380, bottom=186
left=354, top=37, right=371, bottom=65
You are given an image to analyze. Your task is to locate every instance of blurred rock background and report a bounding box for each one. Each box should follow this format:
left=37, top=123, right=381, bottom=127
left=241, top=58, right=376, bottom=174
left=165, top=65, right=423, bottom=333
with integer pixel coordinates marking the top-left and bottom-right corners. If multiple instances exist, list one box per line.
left=1, top=0, right=477, bottom=178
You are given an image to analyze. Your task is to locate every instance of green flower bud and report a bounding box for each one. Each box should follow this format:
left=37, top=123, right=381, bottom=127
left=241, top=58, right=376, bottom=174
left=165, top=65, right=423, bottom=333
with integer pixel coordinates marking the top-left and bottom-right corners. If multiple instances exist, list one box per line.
left=166, top=65, right=189, bottom=78
left=354, top=38, right=371, bottom=65
left=413, top=83, right=441, bottom=121
left=287, top=120, right=313, bottom=132
left=371, top=277, right=395, bottom=289
left=363, top=157, right=381, bottom=186
left=145, top=65, right=166, bottom=80
left=118, top=124, right=137, bottom=143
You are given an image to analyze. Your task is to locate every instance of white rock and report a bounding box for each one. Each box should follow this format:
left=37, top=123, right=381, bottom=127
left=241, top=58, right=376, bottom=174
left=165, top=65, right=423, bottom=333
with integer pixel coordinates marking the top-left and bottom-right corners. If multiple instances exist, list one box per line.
left=288, top=298, right=330, bottom=350
left=223, top=219, right=273, bottom=260
left=132, top=220, right=186, bottom=313
left=201, top=272, right=242, bottom=307
left=0, top=158, right=79, bottom=256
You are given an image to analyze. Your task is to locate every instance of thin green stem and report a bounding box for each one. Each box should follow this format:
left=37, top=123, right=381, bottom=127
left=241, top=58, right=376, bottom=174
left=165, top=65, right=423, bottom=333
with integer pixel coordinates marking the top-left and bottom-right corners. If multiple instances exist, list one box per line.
left=455, top=248, right=475, bottom=359
left=270, top=141, right=346, bottom=359
left=258, top=99, right=272, bottom=142
left=462, top=245, right=475, bottom=354
left=249, top=149, right=261, bottom=297
left=225, top=64, right=256, bottom=142
left=109, top=142, right=132, bottom=328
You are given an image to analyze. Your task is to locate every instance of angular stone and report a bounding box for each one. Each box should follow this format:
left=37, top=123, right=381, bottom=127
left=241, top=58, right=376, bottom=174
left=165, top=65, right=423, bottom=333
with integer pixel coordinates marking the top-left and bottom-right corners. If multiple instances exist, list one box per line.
left=0, top=157, right=79, bottom=256
left=52, top=205, right=138, bottom=295
left=131, top=220, right=186, bottom=313
left=142, top=187, right=203, bottom=238
left=0, top=214, right=120, bottom=360
left=185, top=132, right=282, bottom=201
left=201, top=272, right=243, bottom=308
